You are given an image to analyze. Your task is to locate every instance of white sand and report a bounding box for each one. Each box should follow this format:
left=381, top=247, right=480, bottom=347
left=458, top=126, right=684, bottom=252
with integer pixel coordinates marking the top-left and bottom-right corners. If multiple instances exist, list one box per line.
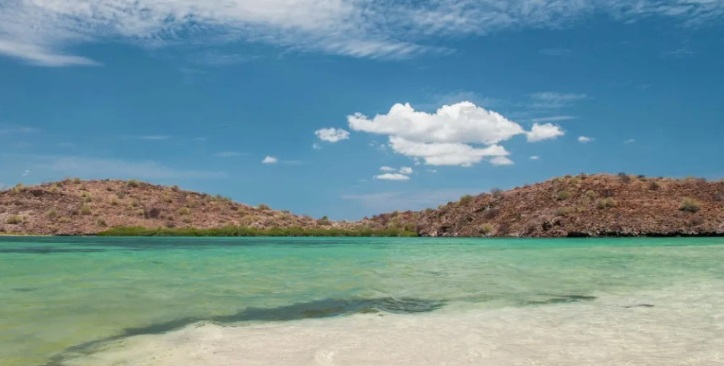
left=65, top=282, right=724, bottom=366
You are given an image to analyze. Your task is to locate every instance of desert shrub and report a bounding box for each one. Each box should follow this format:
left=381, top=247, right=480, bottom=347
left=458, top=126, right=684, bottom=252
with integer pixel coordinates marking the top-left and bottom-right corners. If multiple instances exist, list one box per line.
left=585, top=190, right=598, bottom=199
left=212, top=194, right=229, bottom=203
left=479, top=223, right=494, bottom=235
left=556, top=190, right=571, bottom=201
left=72, top=177, right=81, bottom=184
left=5, top=215, right=22, bottom=224
left=618, top=172, right=631, bottom=183
left=648, top=181, right=660, bottom=191
left=145, top=208, right=162, bottom=219
left=596, top=198, right=617, bottom=209
left=679, top=198, right=700, bottom=213
left=46, top=209, right=59, bottom=219
left=257, top=204, right=270, bottom=210
left=80, top=205, right=92, bottom=215
left=685, top=177, right=706, bottom=183
left=127, top=180, right=140, bottom=188
left=317, top=216, right=331, bottom=226
left=496, top=222, right=512, bottom=236
left=109, top=195, right=119, bottom=205
left=98, top=226, right=418, bottom=238
left=482, top=208, right=500, bottom=220
left=178, top=207, right=191, bottom=216
left=490, top=188, right=503, bottom=199
left=96, top=219, right=107, bottom=227
left=555, top=207, right=575, bottom=216
left=459, top=195, right=474, bottom=205
left=713, top=192, right=723, bottom=202
left=11, top=183, right=24, bottom=194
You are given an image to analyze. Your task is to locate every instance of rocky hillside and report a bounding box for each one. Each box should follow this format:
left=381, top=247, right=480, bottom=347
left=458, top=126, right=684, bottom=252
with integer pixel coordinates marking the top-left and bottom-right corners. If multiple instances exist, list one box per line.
left=368, top=174, right=724, bottom=237
left=0, top=179, right=348, bottom=235
left=1, top=175, right=722, bottom=237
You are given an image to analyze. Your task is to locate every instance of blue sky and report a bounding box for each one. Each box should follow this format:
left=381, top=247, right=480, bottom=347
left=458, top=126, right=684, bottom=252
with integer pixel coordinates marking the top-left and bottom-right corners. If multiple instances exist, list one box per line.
left=0, top=1, right=722, bottom=219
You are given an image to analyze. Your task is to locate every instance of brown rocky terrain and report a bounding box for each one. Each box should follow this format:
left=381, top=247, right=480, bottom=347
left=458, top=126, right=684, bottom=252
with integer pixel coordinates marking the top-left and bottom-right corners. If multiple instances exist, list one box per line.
left=0, top=178, right=349, bottom=235
left=367, top=174, right=724, bottom=237
left=1, top=174, right=722, bottom=237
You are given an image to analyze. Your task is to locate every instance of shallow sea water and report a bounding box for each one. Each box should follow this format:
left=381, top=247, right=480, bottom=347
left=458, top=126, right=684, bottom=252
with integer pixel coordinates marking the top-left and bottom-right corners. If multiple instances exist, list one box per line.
left=1, top=237, right=723, bottom=365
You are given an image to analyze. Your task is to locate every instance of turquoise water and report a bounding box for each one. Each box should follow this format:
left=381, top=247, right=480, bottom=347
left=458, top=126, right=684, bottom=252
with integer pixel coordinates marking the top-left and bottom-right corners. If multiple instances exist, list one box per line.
left=1, top=237, right=723, bottom=366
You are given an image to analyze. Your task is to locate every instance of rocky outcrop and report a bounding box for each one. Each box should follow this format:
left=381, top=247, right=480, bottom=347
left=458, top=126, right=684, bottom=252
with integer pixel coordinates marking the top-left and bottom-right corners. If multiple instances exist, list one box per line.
left=0, top=179, right=347, bottom=235
left=367, top=174, right=724, bottom=237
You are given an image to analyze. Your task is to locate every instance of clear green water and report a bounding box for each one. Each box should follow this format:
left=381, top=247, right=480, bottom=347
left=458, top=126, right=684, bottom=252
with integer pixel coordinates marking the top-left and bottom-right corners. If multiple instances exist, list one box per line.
left=1, top=237, right=723, bottom=366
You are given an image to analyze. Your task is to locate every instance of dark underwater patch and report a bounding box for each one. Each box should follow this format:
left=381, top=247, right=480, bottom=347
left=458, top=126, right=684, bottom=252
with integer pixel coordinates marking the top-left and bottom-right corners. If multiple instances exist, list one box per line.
left=526, top=294, right=597, bottom=305
left=43, top=297, right=445, bottom=366
left=12, top=287, right=38, bottom=292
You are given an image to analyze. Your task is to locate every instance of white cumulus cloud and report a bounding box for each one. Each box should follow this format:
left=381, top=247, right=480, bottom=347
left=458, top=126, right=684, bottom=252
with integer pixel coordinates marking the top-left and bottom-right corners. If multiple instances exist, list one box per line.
left=350, top=102, right=525, bottom=145
left=526, top=123, right=565, bottom=142
left=530, top=155, right=540, bottom=160
left=374, top=173, right=410, bottom=181
left=399, top=166, right=413, bottom=175
left=348, top=102, right=564, bottom=167
left=578, top=136, right=594, bottom=143
left=262, top=156, right=278, bottom=164
left=315, top=128, right=350, bottom=143
left=490, top=156, right=514, bottom=166
left=380, top=166, right=396, bottom=172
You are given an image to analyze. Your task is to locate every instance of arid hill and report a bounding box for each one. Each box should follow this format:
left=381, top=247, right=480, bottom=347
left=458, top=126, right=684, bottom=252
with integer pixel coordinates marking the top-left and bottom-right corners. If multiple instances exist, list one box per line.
left=367, top=174, right=724, bottom=237
left=1, top=174, right=722, bottom=237
left=0, top=179, right=349, bottom=236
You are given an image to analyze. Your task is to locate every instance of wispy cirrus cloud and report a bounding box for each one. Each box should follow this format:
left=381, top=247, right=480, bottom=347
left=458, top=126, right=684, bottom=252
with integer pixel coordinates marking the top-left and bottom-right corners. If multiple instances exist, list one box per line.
left=539, top=48, right=571, bottom=56
left=215, top=151, right=247, bottom=158
left=531, top=115, right=577, bottom=123
left=136, top=135, right=173, bottom=141
left=0, top=125, right=39, bottom=134
left=0, top=0, right=722, bottom=66
left=529, top=92, right=588, bottom=109
left=4, top=154, right=225, bottom=180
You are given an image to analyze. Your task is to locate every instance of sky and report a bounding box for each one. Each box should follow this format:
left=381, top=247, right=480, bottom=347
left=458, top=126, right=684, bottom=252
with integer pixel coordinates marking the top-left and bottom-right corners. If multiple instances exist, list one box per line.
left=0, top=0, right=723, bottom=220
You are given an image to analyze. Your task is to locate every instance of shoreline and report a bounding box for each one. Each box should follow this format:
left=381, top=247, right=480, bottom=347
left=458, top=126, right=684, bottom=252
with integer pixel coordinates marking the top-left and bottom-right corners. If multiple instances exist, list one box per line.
left=57, top=281, right=724, bottom=366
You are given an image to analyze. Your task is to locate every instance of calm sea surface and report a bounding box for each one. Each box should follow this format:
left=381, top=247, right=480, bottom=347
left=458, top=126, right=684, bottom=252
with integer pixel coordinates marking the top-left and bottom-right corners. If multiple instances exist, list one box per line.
left=1, top=237, right=723, bottom=366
